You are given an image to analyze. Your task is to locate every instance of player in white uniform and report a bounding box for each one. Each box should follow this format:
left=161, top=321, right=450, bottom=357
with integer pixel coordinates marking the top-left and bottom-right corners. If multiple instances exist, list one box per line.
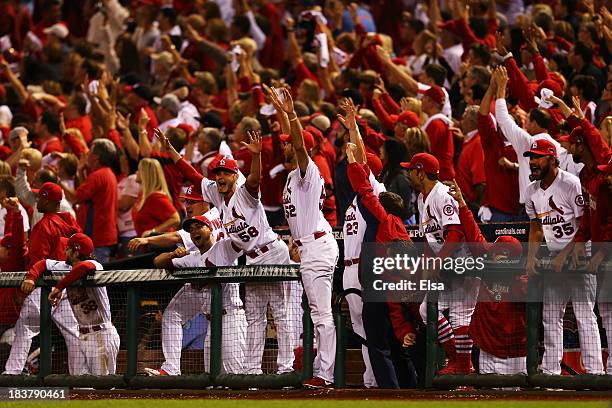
left=144, top=208, right=225, bottom=376
left=404, top=153, right=479, bottom=374
left=46, top=233, right=120, bottom=375
left=152, top=213, right=245, bottom=374
left=158, top=127, right=294, bottom=375
left=524, top=139, right=603, bottom=375
left=337, top=98, right=383, bottom=388
left=267, top=86, right=339, bottom=388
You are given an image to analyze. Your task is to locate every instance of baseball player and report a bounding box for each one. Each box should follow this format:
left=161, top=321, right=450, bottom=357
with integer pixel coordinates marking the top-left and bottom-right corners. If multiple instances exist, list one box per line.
left=4, top=183, right=85, bottom=375
left=268, top=86, right=339, bottom=389
left=144, top=208, right=225, bottom=376
left=157, top=127, right=294, bottom=375
left=152, top=214, right=245, bottom=375
left=403, top=153, right=479, bottom=374
left=47, top=233, right=120, bottom=375
left=524, top=139, right=604, bottom=375
left=337, top=98, right=383, bottom=388
left=448, top=181, right=528, bottom=375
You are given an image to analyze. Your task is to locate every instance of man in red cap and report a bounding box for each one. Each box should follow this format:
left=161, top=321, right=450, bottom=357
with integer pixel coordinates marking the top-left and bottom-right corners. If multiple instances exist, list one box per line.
left=403, top=153, right=479, bottom=374
left=46, top=233, right=120, bottom=375
left=5, top=182, right=83, bottom=376
left=523, top=138, right=604, bottom=375
left=163, top=127, right=294, bottom=376
left=447, top=180, right=528, bottom=375
left=371, top=87, right=420, bottom=137
left=421, top=86, right=456, bottom=181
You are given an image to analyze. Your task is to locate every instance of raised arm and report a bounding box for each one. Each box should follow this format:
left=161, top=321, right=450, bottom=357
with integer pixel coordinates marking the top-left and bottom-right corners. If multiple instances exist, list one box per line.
left=242, top=129, right=263, bottom=194
left=375, top=46, right=419, bottom=95
left=154, top=127, right=205, bottom=185
left=337, top=98, right=366, bottom=164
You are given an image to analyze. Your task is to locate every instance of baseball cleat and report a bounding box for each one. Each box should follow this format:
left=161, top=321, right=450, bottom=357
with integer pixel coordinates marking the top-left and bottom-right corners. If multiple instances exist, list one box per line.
left=144, top=367, right=169, bottom=376
left=302, top=376, right=333, bottom=389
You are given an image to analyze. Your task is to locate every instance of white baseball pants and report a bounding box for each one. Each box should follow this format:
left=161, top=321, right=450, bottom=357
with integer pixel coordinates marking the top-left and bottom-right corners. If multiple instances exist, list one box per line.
left=79, top=323, right=120, bottom=375
left=343, top=263, right=377, bottom=388
left=298, top=233, right=339, bottom=383
left=4, top=288, right=86, bottom=375
left=541, top=274, right=604, bottom=375
left=203, top=308, right=247, bottom=374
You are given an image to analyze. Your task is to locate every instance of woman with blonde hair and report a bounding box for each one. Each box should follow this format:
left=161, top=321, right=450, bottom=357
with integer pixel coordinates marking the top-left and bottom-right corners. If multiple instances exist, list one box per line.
left=297, top=78, right=322, bottom=114
left=131, top=158, right=180, bottom=238
left=402, top=127, right=431, bottom=159
left=0, top=161, right=11, bottom=176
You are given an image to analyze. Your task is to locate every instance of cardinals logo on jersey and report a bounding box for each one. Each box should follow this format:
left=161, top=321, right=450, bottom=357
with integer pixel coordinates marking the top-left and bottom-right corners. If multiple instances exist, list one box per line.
left=548, top=196, right=565, bottom=215
left=232, top=207, right=246, bottom=221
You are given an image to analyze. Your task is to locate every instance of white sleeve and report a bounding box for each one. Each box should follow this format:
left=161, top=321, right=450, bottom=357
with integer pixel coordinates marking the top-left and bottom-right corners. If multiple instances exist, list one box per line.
left=19, top=204, right=30, bottom=231
left=206, top=239, right=241, bottom=266
left=495, top=98, right=532, bottom=154
left=246, top=10, right=266, bottom=50
left=567, top=177, right=585, bottom=219
left=172, top=252, right=202, bottom=268
left=236, top=183, right=260, bottom=208
left=201, top=178, right=221, bottom=207
left=438, top=192, right=461, bottom=227
left=524, top=186, right=537, bottom=220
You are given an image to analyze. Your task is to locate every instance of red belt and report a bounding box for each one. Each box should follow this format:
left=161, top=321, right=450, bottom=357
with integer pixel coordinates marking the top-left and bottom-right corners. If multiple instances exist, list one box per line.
left=344, top=257, right=360, bottom=267
left=79, top=325, right=103, bottom=335
left=246, top=236, right=281, bottom=259
left=294, top=231, right=327, bottom=247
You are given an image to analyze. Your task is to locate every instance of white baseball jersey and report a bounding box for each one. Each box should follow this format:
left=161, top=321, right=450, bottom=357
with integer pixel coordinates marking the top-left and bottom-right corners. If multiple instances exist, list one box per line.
left=283, top=158, right=333, bottom=240
left=177, top=207, right=225, bottom=251
left=47, top=259, right=109, bottom=326
left=417, top=182, right=461, bottom=254
left=171, top=239, right=242, bottom=311
left=201, top=178, right=276, bottom=252
left=525, top=169, right=584, bottom=252
left=343, top=173, right=386, bottom=260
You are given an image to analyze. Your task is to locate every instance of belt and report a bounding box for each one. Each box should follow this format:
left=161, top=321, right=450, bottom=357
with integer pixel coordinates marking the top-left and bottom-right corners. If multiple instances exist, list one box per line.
left=78, top=322, right=112, bottom=335
left=344, top=257, right=360, bottom=267
left=245, top=236, right=281, bottom=259
left=294, top=231, right=327, bottom=247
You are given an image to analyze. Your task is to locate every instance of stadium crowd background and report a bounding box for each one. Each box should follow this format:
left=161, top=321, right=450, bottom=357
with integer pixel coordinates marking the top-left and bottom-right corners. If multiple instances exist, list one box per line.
left=0, top=0, right=610, bottom=389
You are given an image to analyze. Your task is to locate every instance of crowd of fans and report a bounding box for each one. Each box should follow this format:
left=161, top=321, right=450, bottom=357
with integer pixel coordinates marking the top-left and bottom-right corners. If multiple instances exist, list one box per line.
left=0, top=0, right=610, bottom=387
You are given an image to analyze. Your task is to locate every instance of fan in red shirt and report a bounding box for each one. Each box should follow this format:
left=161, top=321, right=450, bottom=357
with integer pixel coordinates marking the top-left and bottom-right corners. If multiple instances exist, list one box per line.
left=131, top=158, right=180, bottom=238
left=62, top=139, right=118, bottom=263
left=455, top=105, right=486, bottom=216
left=447, top=180, right=528, bottom=374
left=35, top=112, right=64, bottom=156
left=63, top=93, right=93, bottom=145
left=421, top=86, right=455, bottom=181
left=0, top=197, right=28, bottom=327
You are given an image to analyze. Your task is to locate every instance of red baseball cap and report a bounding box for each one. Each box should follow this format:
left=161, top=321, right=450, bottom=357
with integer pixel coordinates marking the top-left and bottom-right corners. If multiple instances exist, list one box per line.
left=558, top=127, right=584, bottom=144
left=179, top=185, right=204, bottom=201
left=280, top=131, right=315, bottom=151
left=423, top=86, right=446, bottom=106
left=305, top=125, right=325, bottom=142
left=523, top=139, right=557, bottom=157
left=38, top=182, right=63, bottom=203
left=0, top=233, right=12, bottom=249
left=175, top=123, right=194, bottom=136
left=212, top=157, right=239, bottom=174
left=400, top=153, right=440, bottom=174
left=536, top=79, right=563, bottom=99
left=366, top=152, right=383, bottom=178
left=182, top=215, right=212, bottom=231
left=394, top=111, right=420, bottom=128
left=67, top=233, right=94, bottom=258
left=490, top=235, right=523, bottom=258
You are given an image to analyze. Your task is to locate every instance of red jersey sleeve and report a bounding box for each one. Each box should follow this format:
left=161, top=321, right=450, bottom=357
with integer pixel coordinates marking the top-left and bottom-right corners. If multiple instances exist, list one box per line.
left=532, top=53, right=550, bottom=83
left=371, top=97, right=395, bottom=131
left=75, top=171, right=100, bottom=203
left=504, top=57, right=537, bottom=111
left=388, top=302, right=416, bottom=341
left=437, top=225, right=466, bottom=259
left=26, top=259, right=48, bottom=281
left=347, top=162, right=388, bottom=223
left=56, top=261, right=97, bottom=290
left=176, top=158, right=205, bottom=186
left=381, top=92, right=400, bottom=115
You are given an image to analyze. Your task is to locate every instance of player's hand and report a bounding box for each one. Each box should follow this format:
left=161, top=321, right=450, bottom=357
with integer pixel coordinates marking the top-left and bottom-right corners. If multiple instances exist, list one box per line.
left=48, top=288, right=62, bottom=307
left=552, top=251, right=568, bottom=273
left=526, top=257, right=539, bottom=277
left=127, top=237, right=149, bottom=252
left=242, top=129, right=262, bottom=155
left=586, top=250, right=606, bottom=274
left=446, top=179, right=466, bottom=208
left=571, top=241, right=586, bottom=269
left=172, top=246, right=189, bottom=258
left=21, top=279, right=35, bottom=295
left=402, top=332, right=416, bottom=347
